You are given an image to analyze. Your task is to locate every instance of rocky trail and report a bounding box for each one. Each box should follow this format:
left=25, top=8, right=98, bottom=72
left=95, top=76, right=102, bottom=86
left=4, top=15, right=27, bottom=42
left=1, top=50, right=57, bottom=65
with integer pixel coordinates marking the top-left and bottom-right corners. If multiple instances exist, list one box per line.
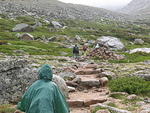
left=0, top=57, right=150, bottom=113
left=66, top=63, right=109, bottom=113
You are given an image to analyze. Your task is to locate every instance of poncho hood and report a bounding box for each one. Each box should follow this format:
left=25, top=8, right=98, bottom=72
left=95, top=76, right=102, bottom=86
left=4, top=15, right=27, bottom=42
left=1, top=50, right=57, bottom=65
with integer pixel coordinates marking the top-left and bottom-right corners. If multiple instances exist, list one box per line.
left=38, top=64, right=53, bottom=81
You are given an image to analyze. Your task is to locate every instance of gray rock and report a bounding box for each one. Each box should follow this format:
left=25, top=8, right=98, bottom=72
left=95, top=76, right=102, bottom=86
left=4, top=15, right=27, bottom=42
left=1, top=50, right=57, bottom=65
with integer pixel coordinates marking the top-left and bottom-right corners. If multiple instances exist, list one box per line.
left=97, top=36, right=125, bottom=50
left=140, top=104, right=150, bottom=113
left=134, top=39, right=144, bottom=45
left=12, top=23, right=33, bottom=32
left=88, top=40, right=96, bottom=45
left=127, top=94, right=137, bottom=100
left=130, top=48, right=150, bottom=54
left=101, top=71, right=116, bottom=79
left=48, top=37, right=57, bottom=41
left=68, top=86, right=76, bottom=92
left=132, top=69, right=150, bottom=81
left=0, top=58, right=69, bottom=104
left=15, top=33, right=21, bottom=38
left=20, top=33, right=34, bottom=40
left=51, top=21, right=63, bottom=28
left=52, top=74, right=69, bottom=98
left=58, top=72, right=77, bottom=81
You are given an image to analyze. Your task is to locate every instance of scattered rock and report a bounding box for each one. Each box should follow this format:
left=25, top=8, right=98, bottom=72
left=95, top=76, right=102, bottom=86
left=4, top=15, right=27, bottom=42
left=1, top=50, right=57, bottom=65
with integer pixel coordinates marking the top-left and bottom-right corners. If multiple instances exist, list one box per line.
left=68, top=86, right=76, bottom=92
left=12, top=23, right=33, bottom=32
left=134, top=39, right=144, bottom=45
left=20, top=33, right=34, bottom=40
left=99, top=77, right=109, bottom=87
left=140, top=104, right=150, bottom=113
left=132, top=69, right=150, bottom=80
left=100, top=71, right=115, bottom=79
left=130, top=48, right=150, bottom=54
left=51, top=21, right=63, bottom=28
left=15, top=33, right=21, bottom=38
left=58, top=72, right=77, bottom=81
left=127, top=94, right=137, bottom=100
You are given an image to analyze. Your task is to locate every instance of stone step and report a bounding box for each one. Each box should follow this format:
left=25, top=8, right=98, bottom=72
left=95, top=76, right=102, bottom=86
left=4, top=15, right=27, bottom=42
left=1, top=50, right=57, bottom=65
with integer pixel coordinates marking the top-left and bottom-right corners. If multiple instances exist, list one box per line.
left=77, top=74, right=100, bottom=88
left=67, top=98, right=107, bottom=107
left=83, top=64, right=98, bottom=69
left=75, top=69, right=100, bottom=75
left=68, top=89, right=108, bottom=108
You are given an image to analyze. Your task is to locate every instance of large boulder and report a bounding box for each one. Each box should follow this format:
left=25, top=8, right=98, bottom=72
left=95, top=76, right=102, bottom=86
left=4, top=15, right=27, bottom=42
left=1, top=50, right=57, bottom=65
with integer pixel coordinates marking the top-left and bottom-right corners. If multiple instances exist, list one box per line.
left=12, top=23, right=33, bottom=32
left=130, top=48, right=150, bottom=54
left=0, top=59, right=37, bottom=104
left=52, top=74, right=69, bottom=98
left=97, top=36, right=125, bottom=50
left=0, top=58, right=69, bottom=104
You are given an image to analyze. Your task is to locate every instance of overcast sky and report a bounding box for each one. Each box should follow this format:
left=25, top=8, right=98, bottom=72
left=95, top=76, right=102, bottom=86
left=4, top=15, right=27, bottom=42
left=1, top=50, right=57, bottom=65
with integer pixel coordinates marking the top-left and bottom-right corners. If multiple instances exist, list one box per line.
left=58, top=0, right=132, bottom=10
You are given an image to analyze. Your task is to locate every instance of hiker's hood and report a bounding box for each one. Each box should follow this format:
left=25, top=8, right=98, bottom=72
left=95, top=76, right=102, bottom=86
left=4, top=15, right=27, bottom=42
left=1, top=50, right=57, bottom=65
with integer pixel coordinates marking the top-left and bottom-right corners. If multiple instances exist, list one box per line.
left=38, top=64, right=53, bottom=81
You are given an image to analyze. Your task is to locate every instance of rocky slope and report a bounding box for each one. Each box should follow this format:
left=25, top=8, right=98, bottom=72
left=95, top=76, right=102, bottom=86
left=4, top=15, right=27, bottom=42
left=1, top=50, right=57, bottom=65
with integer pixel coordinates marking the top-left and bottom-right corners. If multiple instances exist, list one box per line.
left=0, top=0, right=127, bottom=21
left=121, top=0, right=150, bottom=19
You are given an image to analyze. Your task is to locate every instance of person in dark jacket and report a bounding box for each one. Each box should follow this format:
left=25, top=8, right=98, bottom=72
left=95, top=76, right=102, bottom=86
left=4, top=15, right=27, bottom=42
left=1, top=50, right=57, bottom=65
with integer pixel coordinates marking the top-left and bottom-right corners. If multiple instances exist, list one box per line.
left=73, top=44, right=79, bottom=59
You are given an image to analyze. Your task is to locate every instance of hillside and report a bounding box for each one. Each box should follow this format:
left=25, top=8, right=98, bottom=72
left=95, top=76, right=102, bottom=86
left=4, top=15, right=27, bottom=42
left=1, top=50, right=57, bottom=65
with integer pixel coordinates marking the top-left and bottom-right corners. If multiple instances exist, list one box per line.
left=121, top=0, right=150, bottom=20
left=0, top=0, right=128, bottom=21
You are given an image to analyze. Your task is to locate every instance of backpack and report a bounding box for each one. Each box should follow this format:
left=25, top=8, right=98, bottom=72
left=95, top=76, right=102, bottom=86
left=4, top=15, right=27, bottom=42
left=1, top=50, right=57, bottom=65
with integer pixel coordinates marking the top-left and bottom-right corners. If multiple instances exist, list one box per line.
left=73, top=46, right=79, bottom=54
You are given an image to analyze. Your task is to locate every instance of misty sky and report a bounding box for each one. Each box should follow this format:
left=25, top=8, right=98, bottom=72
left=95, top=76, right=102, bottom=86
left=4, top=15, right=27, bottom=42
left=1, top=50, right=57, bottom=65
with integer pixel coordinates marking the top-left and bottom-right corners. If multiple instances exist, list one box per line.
left=58, top=0, right=132, bottom=10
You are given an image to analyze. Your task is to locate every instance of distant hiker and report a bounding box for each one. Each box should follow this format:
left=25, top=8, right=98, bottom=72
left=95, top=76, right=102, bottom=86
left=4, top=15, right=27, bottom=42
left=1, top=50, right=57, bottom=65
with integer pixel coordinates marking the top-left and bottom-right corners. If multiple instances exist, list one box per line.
left=15, top=64, right=70, bottom=113
left=82, top=44, right=88, bottom=56
left=73, top=44, right=79, bottom=59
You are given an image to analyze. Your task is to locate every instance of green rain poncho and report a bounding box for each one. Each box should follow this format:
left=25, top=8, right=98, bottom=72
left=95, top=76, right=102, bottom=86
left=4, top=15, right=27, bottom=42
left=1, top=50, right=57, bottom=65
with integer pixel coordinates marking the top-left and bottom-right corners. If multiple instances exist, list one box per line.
left=17, top=64, right=70, bottom=113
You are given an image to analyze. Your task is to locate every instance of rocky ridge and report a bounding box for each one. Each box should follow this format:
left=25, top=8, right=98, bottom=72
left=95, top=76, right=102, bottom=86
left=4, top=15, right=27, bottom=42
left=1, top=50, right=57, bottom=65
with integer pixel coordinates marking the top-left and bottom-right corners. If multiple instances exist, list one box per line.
left=0, top=0, right=127, bottom=21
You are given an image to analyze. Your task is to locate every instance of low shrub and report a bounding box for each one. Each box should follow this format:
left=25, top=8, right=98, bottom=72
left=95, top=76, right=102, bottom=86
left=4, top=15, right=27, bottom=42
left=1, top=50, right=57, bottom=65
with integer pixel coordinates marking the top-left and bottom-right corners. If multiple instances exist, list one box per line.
left=109, top=76, right=150, bottom=96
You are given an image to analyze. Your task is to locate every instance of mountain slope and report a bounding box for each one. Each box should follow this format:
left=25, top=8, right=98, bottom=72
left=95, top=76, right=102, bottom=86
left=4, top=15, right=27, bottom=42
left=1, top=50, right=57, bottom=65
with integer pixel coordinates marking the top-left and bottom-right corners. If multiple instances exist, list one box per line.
left=121, top=0, right=150, bottom=17
left=0, top=0, right=127, bottom=21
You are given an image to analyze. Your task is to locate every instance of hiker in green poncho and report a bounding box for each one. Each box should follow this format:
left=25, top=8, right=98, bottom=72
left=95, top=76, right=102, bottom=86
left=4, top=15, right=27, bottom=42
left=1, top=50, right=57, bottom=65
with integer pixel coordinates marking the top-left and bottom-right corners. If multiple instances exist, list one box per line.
left=15, top=64, right=70, bottom=113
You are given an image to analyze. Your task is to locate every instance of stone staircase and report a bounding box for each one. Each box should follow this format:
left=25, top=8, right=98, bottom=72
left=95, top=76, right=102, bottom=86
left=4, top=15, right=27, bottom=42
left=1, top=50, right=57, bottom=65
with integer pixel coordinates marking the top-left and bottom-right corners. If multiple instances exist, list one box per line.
left=67, top=64, right=109, bottom=113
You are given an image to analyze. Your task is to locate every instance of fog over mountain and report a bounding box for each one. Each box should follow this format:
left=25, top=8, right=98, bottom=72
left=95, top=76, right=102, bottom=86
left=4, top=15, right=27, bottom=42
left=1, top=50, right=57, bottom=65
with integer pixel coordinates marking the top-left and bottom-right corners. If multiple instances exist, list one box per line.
left=58, top=0, right=132, bottom=10
left=121, top=0, right=150, bottom=14
left=121, top=0, right=150, bottom=20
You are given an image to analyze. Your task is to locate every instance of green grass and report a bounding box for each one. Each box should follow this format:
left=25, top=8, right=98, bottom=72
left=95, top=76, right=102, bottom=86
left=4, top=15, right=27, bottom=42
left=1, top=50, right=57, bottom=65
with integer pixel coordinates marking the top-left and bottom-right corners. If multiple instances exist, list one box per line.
left=0, top=16, right=150, bottom=57
left=0, top=40, right=72, bottom=56
left=92, top=106, right=107, bottom=113
left=109, top=93, right=127, bottom=100
left=107, top=103, right=117, bottom=107
left=110, top=52, right=150, bottom=63
left=0, top=104, right=16, bottom=113
left=109, top=76, right=150, bottom=97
